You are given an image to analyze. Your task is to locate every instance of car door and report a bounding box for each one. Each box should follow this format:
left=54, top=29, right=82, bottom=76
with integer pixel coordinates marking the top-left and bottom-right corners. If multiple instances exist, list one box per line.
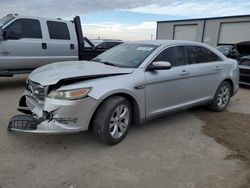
left=46, top=21, right=78, bottom=63
left=184, top=45, right=224, bottom=100
left=0, top=18, right=48, bottom=70
left=145, top=45, right=194, bottom=118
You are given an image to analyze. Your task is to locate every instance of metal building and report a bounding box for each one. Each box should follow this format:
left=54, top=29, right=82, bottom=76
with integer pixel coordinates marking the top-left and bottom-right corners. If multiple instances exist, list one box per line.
left=156, top=15, right=250, bottom=47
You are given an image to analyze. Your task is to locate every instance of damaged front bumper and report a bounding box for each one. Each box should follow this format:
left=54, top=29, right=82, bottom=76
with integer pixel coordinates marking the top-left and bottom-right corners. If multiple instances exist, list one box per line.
left=8, top=90, right=100, bottom=134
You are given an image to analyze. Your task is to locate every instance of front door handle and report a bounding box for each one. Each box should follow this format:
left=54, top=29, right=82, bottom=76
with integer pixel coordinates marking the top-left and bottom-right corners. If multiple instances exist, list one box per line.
left=42, top=43, right=47, bottom=50
left=70, top=44, right=75, bottom=50
left=180, top=70, right=190, bottom=76
left=215, top=66, right=222, bottom=71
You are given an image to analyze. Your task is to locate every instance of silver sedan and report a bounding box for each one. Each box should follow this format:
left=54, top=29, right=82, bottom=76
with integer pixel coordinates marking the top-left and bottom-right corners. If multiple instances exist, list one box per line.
left=9, top=40, right=239, bottom=145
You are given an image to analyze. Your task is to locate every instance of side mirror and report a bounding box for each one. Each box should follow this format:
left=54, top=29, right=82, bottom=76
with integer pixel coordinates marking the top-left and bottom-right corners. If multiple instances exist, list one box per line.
left=147, top=61, right=172, bottom=71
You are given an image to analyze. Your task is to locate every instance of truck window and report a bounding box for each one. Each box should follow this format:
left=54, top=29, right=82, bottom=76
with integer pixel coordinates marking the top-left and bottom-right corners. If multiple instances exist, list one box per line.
left=5, top=18, right=42, bottom=39
left=47, top=21, right=70, bottom=40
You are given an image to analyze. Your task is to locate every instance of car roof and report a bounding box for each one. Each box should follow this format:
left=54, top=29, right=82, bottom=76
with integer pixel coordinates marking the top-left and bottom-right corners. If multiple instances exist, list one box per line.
left=92, top=39, right=123, bottom=43
left=126, top=40, right=207, bottom=47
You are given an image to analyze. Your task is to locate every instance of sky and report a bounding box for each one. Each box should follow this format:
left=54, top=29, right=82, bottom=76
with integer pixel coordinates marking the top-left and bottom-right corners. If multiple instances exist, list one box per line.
left=0, top=0, right=249, bottom=40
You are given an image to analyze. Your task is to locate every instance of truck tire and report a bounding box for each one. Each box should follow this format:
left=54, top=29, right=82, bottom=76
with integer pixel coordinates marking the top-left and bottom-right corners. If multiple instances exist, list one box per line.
left=92, top=96, right=132, bottom=145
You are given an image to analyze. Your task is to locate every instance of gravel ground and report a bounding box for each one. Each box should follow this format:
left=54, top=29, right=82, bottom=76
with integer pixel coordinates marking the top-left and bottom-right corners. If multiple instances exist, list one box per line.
left=0, top=75, right=249, bottom=188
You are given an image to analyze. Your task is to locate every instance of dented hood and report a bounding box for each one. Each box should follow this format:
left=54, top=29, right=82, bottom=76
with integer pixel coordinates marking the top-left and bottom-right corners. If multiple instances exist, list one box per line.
left=29, top=61, right=135, bottom=86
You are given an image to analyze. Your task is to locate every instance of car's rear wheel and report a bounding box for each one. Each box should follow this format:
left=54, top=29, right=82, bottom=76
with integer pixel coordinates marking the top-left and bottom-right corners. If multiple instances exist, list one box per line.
left=209, top=81, right=232, bottom=112
left=92, top=96, right=132, bottom=145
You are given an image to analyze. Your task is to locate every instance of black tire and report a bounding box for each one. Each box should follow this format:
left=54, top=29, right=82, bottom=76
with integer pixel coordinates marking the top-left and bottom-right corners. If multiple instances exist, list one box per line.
left=92, top=96, right=132, bottom=145
left=209, top=81, right=232, bottom=112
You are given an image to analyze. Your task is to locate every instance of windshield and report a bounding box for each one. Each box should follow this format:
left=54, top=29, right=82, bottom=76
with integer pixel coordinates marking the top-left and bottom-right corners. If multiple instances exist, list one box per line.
left=0, top=15, right=14, bottom=26
left=93, top=43, right=158, bottom=68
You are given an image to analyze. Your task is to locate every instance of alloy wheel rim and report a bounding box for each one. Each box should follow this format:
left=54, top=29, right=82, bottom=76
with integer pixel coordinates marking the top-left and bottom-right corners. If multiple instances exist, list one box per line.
left=109, top=105, right=129, bottom=139
left=217, top=85, right=230, bottom=109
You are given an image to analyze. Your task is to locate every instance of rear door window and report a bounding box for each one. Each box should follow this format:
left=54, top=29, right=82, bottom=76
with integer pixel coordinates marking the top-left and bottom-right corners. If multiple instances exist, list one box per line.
left=6, top=18, right=42, bottom=39
left=47, top=21, right=70, bottom=40
left=186, top=46, right=222, bottom=64
left=153, top=46, right=188, bottom=67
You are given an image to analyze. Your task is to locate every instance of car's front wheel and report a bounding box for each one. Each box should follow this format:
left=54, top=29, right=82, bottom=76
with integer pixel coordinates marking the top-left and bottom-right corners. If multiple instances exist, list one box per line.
left=209, top=81, right=232, bottom=112
left=92, top=96, right=132, bottom=145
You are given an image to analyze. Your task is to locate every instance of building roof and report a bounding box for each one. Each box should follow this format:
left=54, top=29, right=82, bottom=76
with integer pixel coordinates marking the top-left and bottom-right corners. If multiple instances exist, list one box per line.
left=157, top=14, right=250, bottom=23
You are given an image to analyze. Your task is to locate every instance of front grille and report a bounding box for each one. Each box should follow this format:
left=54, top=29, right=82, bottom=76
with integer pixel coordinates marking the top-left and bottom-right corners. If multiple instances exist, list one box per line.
left=240, top=76, right=250, bottom=84
left=27, top=80, right=45, bottom=101
left=239, top=68, right=250, bottom=84
left=240, top=68, right=250, bottom=76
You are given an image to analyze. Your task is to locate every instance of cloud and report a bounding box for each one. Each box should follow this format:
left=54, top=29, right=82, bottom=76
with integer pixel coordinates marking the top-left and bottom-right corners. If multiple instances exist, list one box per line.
left=0, top=0, right=160, bottom=41
left=125, top=0, right=250, bottom=18
left=1, top=0, right=249, bottom=41
left=83, top=21, right=156, bottom=41
left=1, top=0, right=249, bottom=19
left=0, top=0, right=168, bottom=18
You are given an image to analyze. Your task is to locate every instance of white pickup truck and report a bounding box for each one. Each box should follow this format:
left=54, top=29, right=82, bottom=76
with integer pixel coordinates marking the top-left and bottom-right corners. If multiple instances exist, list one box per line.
left=0, top=14, right=106, bottom=76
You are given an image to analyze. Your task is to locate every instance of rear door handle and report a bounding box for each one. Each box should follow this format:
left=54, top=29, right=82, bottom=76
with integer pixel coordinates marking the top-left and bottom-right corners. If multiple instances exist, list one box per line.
left=180, top=70, right=190, bottom=76
left=42, top=43, right=47, bottom=50
left=215, top=66, right=222, bottom=70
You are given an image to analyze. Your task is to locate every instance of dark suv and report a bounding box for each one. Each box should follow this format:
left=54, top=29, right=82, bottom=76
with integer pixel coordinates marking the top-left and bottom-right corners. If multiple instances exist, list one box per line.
left=94, top=40, right=123, bottom=49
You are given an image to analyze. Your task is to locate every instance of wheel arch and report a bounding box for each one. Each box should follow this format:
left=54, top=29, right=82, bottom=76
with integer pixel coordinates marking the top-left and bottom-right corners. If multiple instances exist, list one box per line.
left=223, top=78, right=234, bottom=96
left=88, top=92, right=142, bottom=131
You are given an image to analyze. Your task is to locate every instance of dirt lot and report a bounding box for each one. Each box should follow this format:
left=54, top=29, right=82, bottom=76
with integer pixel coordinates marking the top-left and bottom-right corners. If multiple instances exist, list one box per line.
left=0, top=75, right=250, bottom=188
left=194, top=86, right=250, bottom=188
left=194, top=110, right=250, bottom=188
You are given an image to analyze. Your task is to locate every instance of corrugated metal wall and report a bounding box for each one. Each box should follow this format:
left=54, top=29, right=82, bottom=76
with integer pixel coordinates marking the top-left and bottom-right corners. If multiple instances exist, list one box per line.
left=204, top=16, right=250, bottom=46
left=157, top=15, right=250, bottom=47
left=157, top=20, right=204, bottom=42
